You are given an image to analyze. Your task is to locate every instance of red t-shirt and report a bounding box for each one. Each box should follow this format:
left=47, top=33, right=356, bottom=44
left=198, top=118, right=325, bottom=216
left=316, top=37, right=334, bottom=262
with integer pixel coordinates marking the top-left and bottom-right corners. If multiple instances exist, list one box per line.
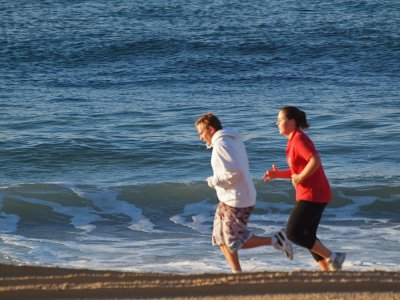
left=286, top=129, right=332, bottom=203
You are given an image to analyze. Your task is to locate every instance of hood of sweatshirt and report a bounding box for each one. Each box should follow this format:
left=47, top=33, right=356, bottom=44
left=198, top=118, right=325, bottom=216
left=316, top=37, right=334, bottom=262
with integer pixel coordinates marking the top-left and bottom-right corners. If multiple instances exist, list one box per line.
left=210, top=128, right=240, bottom=148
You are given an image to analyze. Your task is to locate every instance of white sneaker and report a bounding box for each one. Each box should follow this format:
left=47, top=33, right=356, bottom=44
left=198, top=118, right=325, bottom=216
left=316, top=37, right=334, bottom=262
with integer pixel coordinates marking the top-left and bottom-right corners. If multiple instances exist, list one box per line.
left=327, top=252, right=346, bottom=271
left=273, top=230, right=293, bottom=260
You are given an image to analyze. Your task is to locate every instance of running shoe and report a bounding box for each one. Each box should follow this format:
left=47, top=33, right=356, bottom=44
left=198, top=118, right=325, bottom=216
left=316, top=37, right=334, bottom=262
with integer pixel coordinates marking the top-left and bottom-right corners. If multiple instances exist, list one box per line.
left=327, top=252, right=346, bottom=271
left=273, top=230, right=293, bottom=260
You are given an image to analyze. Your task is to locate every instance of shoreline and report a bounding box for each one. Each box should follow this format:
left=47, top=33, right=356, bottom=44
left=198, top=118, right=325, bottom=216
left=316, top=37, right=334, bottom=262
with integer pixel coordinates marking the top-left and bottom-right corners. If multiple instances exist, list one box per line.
left=0, top=264, right=399, bottom=299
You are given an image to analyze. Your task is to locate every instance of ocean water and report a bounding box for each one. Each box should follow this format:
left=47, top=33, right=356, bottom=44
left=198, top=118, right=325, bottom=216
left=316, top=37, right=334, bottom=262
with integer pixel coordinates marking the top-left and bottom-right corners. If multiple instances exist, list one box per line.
left=0, top=0, right=399, bottom=273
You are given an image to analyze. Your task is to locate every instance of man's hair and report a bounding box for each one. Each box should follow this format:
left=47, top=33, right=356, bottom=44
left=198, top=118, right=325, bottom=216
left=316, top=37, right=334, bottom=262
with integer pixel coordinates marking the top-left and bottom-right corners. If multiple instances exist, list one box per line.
left=195, top=112, right=223, bottom=131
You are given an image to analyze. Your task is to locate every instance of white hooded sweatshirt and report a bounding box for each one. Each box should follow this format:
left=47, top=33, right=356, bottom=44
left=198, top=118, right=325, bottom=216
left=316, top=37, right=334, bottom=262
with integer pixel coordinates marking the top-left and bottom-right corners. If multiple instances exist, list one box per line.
left=207, top=128, right=256, bottom=208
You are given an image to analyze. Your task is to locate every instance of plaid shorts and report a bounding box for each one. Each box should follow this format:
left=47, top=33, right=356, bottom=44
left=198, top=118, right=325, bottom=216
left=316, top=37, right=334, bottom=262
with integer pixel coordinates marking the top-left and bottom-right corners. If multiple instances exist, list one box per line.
left=212, top=201, right=254, bottom=252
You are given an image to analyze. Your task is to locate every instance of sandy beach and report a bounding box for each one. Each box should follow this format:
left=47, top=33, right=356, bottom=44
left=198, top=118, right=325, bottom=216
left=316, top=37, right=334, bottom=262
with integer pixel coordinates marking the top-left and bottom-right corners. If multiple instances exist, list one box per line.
left=0, top=264, right=399, bottom=299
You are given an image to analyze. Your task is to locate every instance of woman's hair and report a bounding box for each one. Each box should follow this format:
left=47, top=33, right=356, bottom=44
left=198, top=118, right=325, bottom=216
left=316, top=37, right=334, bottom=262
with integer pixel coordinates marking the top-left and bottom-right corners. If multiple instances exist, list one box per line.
left=195, top=112, right=223, bottom=131
left=280, top=106, right=309, bottom=129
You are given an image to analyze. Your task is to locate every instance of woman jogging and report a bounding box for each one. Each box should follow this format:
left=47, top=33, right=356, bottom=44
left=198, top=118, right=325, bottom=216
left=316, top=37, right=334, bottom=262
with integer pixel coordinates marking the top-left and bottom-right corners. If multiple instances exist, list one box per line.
left=263, top=106, right=345, bottom=271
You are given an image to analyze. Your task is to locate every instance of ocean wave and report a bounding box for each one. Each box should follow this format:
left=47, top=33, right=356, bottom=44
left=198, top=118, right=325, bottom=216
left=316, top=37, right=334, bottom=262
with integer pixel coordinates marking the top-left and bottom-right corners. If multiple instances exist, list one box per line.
left=0, top=181, right=398, bottom=234
left=0, top=180, right=399, bottom=273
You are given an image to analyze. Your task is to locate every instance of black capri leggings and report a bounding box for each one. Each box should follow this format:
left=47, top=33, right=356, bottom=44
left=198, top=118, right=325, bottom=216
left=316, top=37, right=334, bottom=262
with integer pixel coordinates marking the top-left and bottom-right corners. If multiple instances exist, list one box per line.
left=286, top=200, right=327, bottom=262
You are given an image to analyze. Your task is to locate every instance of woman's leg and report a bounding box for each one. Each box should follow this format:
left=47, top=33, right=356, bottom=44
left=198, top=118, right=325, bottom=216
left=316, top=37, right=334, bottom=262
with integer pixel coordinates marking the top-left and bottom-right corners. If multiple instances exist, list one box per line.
left=286, top=201, right=330, bottom=269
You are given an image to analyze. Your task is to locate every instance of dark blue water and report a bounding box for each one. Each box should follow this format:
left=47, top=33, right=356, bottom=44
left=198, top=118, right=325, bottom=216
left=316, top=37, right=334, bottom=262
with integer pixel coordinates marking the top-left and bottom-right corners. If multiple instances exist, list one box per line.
left=0, top=0, right=399, bottom=273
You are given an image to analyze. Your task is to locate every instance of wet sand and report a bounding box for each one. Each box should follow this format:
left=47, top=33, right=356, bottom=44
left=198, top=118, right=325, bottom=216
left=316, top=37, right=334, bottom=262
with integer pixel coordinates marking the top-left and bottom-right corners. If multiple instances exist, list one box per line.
left=0, top=264, right=399, bottom=299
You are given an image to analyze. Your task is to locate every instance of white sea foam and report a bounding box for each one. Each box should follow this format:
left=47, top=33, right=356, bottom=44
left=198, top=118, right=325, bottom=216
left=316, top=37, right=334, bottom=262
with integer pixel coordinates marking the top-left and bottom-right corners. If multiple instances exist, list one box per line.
left=70, top=186, right=162, bottom=233
left=10, top=194, right=103, bottom=232
left=170, top=199, right=215, bottom=234
left=1, top=224, right=399, bottom=273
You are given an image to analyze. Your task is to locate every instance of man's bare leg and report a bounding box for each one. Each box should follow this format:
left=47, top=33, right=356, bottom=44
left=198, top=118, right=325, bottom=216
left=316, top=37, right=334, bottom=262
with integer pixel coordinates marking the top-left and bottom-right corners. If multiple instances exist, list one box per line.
left=220, top=245, right=241, bottom=273
left=241, top=236, right=273, bottom=248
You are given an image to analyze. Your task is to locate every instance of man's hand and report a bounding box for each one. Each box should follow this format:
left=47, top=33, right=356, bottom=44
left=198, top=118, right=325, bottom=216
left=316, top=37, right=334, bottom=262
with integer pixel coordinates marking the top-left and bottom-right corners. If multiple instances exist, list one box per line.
left=206, top=176, right=215, bottom=188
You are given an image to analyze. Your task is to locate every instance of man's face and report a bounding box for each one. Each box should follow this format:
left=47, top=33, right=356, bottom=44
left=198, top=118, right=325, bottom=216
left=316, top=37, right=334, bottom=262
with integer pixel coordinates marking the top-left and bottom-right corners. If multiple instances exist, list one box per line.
left=196, top=124, right=214, bottom=146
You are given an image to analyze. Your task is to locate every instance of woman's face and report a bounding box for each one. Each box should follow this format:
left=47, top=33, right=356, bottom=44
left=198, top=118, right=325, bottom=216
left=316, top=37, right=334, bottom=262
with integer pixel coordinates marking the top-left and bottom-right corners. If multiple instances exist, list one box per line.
left=276, top=110, right=296, bottom=137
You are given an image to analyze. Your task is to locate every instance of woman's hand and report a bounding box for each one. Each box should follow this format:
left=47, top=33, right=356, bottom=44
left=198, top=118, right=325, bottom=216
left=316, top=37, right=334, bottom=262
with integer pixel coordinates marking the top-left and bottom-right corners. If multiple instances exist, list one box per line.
left=291, top=154, right=321, bottom=187
left=263, top=164, right=279, bottom=182
left=291, top=173, right=303, bottom=187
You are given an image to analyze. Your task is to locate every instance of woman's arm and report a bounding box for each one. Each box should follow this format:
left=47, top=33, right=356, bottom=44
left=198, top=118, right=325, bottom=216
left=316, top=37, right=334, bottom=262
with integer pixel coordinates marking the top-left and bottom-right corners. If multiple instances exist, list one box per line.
left=263, top=164, right=292, bottom=181
left=291, top=154, right=321, bottom=186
